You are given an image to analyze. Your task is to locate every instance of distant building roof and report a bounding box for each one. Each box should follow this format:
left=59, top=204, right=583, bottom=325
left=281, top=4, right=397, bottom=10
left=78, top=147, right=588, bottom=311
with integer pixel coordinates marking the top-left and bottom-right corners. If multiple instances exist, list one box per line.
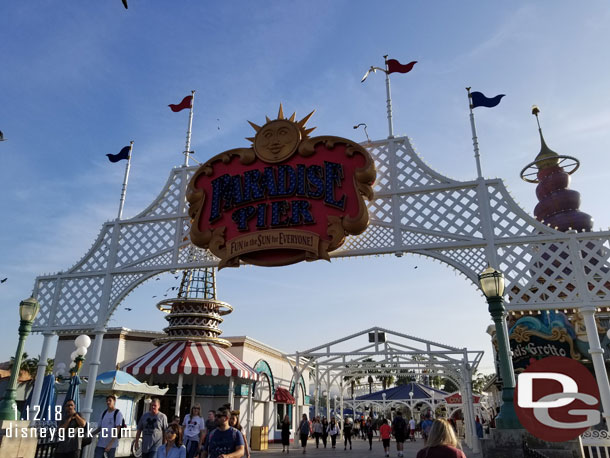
left=354, top=382, right=447, bottom=401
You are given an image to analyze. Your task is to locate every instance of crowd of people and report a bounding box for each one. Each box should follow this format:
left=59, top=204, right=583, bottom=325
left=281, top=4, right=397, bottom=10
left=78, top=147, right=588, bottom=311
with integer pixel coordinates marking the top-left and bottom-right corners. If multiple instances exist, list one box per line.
left=284, top=411, right=467, bottom=457
left=53, top=397, right=469, bottom=458
left=53, top=396, right=250, bottom=458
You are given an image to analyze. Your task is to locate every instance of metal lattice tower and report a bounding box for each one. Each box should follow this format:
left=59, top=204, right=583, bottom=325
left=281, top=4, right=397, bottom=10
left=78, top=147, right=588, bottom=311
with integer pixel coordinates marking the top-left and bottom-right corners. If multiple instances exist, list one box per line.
left=153, top=267, right=233, bottom=347
left=177, top=267, right=217, bottom=300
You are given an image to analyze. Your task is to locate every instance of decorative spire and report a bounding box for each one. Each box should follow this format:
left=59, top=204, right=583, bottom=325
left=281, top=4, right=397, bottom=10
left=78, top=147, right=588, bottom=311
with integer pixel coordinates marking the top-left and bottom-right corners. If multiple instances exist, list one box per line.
left=531, top=105, right=560, bottom=170
left=520, top=106, right=593, bottom=232
left=152, top=267, right=233, bottom=347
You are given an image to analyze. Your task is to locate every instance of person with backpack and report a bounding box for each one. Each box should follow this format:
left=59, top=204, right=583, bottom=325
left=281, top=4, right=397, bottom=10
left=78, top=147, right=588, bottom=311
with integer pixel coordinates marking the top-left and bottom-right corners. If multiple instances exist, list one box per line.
left=94, top=395, right=125, bottom=458
left=391, top=411, right=407, bottom=457
left=297, top=414, right=312, bottom=454
left=182, top=403, right=204, bottom=458
left=201, top=407, right=244, bottom=458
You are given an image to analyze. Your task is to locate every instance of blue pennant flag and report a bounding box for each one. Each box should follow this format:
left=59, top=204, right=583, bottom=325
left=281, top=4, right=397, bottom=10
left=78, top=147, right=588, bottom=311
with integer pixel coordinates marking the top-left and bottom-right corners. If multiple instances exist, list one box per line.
left=106, top=146, right=130, bottom=163
left=471, top=91, right=505, bottom=109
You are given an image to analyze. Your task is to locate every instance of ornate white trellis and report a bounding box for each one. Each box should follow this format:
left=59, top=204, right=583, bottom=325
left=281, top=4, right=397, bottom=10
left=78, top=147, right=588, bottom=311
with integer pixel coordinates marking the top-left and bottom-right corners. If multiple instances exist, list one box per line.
left=28, top=135, right=610, bottom=426
left=287, top=327, right=484, bottom=452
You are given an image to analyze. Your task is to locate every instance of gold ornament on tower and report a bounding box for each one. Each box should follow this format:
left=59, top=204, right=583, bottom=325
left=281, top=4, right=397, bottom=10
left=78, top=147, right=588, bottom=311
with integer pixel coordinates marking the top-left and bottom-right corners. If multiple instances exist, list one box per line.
left=246, top=104, right=315, bottom=163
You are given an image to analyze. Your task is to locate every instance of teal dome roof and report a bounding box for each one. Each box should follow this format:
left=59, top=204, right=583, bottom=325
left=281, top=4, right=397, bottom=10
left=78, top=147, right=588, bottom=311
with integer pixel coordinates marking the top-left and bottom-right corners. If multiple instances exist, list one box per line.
left=96, top=370, right=142, bottom=385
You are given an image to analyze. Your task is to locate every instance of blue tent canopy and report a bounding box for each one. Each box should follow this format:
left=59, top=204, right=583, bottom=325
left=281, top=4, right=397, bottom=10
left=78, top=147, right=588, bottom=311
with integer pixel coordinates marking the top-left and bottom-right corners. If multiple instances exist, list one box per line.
left=64, top=375, right=81, bottom=412
left=353, top=382, right=447, bottom=401
left=22, top=373, right=57, bottom=422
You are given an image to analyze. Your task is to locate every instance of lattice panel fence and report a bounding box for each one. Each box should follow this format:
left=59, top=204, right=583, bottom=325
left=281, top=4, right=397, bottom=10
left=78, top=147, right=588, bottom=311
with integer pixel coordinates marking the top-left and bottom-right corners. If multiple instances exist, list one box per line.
left=31, top=137, right=610, bottom=332
left=397, top=187, right=483, bottom=238
left=54, top=277, right=104, bottom=327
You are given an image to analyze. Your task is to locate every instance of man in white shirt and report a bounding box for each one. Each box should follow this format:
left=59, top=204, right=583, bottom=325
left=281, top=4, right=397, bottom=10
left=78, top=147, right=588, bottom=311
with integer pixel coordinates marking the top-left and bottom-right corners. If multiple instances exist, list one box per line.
left=94, top=395, right=124, bottom=458
left=408, top=418, right=416, bottom=442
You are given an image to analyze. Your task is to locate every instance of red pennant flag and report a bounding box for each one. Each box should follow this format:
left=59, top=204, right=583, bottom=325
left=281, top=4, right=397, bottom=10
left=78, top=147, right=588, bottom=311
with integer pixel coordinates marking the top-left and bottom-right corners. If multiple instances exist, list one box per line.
left=386, top=59, right=417, bottom=75
left=168, top=95, right=193, bottom=112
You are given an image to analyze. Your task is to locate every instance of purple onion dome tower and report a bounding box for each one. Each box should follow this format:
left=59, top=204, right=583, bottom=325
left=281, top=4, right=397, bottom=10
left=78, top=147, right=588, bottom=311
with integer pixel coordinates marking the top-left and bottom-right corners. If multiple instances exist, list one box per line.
left=520, top=106, right=593, bottom=232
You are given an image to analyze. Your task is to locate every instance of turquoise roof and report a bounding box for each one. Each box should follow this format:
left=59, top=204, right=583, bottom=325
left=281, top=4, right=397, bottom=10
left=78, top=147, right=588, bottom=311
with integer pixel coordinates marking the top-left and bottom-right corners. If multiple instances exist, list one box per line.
left=96, top=370, right=142, bottom=385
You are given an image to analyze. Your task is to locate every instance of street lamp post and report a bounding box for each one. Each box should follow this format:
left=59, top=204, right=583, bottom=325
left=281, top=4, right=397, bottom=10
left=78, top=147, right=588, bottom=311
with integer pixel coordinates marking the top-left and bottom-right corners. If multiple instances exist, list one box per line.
left=0, top=297, right=41, bottom=421
left=478, top=266, right=520, bottom=429
left=409, top=391, right=414, bottom=418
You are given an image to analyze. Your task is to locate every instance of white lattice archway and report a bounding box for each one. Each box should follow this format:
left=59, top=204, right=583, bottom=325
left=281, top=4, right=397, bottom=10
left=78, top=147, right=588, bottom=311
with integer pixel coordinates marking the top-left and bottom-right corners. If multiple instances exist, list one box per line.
left=288, top=327, right=484, bottom=452
left=27, top=135, right=610, bottom=426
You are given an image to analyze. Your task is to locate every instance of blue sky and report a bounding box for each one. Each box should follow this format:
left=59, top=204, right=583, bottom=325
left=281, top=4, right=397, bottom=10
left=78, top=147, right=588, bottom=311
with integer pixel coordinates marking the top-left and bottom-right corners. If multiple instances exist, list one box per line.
left=1, top=2, right=610, bottom=376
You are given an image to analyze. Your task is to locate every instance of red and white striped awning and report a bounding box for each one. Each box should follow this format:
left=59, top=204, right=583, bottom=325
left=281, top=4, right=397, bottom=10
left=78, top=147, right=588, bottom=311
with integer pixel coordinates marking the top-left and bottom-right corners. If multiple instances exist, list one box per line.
left=123, top=341, right=259, bottom=381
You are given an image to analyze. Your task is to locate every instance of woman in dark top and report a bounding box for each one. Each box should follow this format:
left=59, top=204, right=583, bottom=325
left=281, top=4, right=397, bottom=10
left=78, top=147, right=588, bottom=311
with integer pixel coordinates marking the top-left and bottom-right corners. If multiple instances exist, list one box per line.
left=321, top=418, right=329, bottom=448
left=343, top=417, right=353, bottom=450
left=416, top=419, right=466, bottom=458
left=281, top=415, right=291, bottom=452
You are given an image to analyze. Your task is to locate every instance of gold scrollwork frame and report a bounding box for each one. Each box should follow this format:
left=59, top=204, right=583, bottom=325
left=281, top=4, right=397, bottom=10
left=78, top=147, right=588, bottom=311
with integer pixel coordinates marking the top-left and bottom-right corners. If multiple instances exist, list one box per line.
left=186, top=135, right=376, bottom=268
left=510, top=325, right=581, bottom=360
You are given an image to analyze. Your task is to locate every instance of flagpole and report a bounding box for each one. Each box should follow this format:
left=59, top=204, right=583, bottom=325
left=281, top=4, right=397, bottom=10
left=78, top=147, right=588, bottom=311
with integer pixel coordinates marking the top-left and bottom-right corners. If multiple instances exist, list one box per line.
left=117, top=141, right=134, bottom=220
left=184, top=90, right=195, bottom=167
left=466, top=87, right=483, bottom=179
left=383, top=55, right=394, bottom=139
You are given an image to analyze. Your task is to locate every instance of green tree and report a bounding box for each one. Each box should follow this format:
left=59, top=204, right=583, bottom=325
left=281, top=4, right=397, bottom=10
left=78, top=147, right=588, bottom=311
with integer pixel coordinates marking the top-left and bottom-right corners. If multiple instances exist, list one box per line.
left=375, top=364, right=396, bottom=390
left=395, top=368, right=416, bottom=385
left=472, top=371, right=494, bottom=393
left=441, top=378, right=459, bottom=393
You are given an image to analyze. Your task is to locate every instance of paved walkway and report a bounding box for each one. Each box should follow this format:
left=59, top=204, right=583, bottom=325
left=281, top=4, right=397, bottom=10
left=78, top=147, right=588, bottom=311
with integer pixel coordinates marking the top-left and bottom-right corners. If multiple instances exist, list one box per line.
left=252, top=435, right=481, bottom=458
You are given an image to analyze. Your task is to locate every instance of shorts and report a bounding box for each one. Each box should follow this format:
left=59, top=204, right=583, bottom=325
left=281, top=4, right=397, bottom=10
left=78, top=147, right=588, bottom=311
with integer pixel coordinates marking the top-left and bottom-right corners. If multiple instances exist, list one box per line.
left=382, top=439, right=390, bottom=448
left=395, top=434, right=406, bottom=443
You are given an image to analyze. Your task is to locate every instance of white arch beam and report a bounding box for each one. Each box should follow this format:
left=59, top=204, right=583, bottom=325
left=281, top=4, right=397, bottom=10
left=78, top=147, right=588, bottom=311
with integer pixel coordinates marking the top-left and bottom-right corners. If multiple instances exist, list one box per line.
left=30, top=137, right=610, bottom=333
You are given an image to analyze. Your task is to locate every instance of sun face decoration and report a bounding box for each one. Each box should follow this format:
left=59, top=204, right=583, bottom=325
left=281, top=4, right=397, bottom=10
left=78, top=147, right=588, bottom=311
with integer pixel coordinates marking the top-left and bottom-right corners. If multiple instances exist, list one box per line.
left=247, top=104, right=316, bottom=163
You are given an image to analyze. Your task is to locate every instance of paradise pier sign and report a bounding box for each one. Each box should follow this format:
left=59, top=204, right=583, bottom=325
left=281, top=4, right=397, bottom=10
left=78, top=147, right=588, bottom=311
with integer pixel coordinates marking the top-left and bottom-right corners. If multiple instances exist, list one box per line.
left=187, top=106, right=376, bottom=268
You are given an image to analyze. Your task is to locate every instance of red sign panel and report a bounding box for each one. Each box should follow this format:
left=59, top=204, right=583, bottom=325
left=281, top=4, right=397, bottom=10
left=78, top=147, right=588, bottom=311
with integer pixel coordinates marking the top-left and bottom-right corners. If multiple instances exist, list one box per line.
left=444, top=392, right=481, bottom=405
left=187, top=108, right=376, bottom=268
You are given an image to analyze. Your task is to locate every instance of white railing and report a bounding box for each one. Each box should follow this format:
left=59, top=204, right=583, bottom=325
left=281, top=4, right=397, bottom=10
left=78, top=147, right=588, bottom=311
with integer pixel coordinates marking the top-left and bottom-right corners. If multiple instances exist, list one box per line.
left=582, top=429, right=610, bottom=458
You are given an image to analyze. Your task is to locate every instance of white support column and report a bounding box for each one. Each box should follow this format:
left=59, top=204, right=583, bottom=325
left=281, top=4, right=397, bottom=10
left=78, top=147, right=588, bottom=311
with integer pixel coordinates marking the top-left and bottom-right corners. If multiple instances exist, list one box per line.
left=227, top=377, right=235, bottom=409
left=314, top=369, right=320, bottom=418
left=247, top=382, right=253, bottom=435
left=581, top=306, right=610, bottom=429
left=191, top=375, right=196, bottom=406
left=82, top=329, right=105, bottom=422
left=459, top=382, right=472, bottom=449
left=326, top=371, right=331, bottom=419
left=463, top=365, right=480, bottom=454
left=339, top=382, right=344, bottom=424
left=175, top=373, right=184, bottom=417
left=293, top=359, right=301, bottom=449
left=567, top=236, right=610, bottom=430
left=30, top=332, right=55, bottom=410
